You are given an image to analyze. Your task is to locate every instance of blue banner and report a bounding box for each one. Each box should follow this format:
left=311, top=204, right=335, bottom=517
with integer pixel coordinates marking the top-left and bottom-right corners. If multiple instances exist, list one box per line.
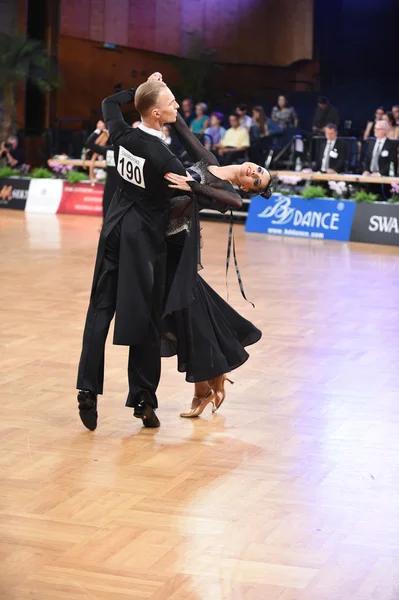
left=245, top=194, right=356, bottom=241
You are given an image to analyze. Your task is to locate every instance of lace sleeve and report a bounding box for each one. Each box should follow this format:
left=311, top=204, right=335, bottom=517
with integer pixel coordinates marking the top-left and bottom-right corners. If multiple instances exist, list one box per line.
left=188, top=179, right=242, bottom=208
left=171, top=113, right=220, bottom=166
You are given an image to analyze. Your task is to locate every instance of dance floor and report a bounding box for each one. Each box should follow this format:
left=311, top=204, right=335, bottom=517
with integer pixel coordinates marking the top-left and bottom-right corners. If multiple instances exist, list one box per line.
left=1, top=209, right=399, bottom=600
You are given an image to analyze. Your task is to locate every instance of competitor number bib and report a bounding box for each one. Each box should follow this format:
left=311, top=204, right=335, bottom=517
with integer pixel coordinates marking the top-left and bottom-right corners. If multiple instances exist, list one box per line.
left=117, top=146, right=146, bottom=188
left=106, top=149, right=115, bottom=167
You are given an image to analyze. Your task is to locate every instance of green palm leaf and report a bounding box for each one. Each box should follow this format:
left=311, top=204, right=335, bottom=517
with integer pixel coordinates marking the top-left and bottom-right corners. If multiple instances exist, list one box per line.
left=0, top=32, right=61, bottom=138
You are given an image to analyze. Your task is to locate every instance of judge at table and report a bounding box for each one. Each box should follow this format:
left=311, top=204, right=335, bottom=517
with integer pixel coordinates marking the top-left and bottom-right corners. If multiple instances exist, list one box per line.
left=363, top=120, right=398, bottom=176
left=315, top=124, right=346, bottom=174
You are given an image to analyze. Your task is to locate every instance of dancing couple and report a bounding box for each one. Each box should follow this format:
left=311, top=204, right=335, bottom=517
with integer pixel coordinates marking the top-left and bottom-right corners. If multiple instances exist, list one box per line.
left=76, top=72, right=271, bottom=430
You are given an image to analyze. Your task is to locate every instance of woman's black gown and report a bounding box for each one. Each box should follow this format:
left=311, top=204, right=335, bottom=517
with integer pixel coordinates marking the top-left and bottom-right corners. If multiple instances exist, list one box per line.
left=161, top=114, right=262, bottom=383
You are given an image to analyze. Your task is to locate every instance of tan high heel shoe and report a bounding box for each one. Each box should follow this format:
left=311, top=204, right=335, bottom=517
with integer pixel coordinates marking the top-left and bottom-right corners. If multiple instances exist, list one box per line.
left=180, top=389, right=217, bottom=418
left=208, top=375, right=234, bottom=412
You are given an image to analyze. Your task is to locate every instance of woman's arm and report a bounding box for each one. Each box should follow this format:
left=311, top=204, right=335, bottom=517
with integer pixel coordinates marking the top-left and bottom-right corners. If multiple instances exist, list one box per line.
left=190, top=180, right=242, bottom=208
left=165, top=172, right=242, bottom=208
left=171, top=112, right=220, bottom=166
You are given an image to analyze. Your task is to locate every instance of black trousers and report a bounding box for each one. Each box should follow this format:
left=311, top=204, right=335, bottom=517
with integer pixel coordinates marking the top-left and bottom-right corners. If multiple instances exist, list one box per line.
left=76, top=224, right=161, bottom=408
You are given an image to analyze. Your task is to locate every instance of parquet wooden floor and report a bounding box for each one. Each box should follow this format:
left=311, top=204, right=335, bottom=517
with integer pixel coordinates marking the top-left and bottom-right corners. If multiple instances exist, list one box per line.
left=1, top=209, right=399, bottom=599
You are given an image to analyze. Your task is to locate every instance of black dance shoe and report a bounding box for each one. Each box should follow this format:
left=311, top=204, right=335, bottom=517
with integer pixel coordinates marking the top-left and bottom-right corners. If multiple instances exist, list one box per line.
left=133, top=401, right=160, bottom=428
left=77, top=390, right=98, bottom=430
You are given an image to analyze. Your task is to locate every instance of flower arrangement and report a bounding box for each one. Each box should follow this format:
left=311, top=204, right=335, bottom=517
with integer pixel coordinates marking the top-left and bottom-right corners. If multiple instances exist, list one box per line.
left=48, top=160, right=73, bottom=177
left=389, top=181, right=399, bottom=203
left=278, top=175, right=302, bottom=185
left=328, top=180, right=348, bottom=198
left=94, top=168, right=106, bottom=182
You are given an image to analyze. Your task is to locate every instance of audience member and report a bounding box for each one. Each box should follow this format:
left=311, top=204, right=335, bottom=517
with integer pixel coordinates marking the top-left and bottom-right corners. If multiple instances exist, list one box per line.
left=363, top=120, right=398, bottom=176
left=236, top=104, right=253, bottom=130
left=315, top=124, right=346, bottom=173
left=215, top=114, right=250, bottom=165
left=204, top=112, right=226, bottom=150
left=392, top=105, right=399, bottom=126
left=312, top=96, right=339, bottom=133
left=249, top=106, right=271, bottom=165
left=181, top=98, right=195, bottom=126
left=162, top=124, right=182, bottom=156
left=0, top=135, right=25, bottom=168
left=271, top=95, right=298, bottom=130
left=190, top=103, right=209, bottom=134
left=383, top=112, right=399, bottom=140
left=250, top=106, right=269, bottom=141
left=363, top=106, right=385, bottom=140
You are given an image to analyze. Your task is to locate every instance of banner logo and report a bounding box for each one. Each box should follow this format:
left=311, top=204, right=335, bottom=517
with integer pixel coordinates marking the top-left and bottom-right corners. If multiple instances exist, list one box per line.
left=0, top=178, right=30, bottom=210
left=257, top=195, right=342, bottom=230
left=350, top=202, right=399, bottom=246
left=245, top=194, right=356, bottom=241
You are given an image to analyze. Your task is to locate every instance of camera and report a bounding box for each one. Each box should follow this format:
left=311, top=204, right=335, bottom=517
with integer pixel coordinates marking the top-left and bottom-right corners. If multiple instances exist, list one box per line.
left=4, top=142, right=12, bottom=150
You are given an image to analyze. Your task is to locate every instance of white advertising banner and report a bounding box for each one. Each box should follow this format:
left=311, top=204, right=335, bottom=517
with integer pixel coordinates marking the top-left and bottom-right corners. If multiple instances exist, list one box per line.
left=25, top=179, right=64, bottom=214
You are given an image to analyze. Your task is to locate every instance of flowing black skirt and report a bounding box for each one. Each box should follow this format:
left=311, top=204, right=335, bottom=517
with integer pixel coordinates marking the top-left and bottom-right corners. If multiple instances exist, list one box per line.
left=161, top=231, right=262, bottom=382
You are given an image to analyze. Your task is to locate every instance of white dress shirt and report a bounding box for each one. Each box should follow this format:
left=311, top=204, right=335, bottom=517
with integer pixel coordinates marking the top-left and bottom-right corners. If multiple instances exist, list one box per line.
left=138, top=123, right=166, bottom=140
left=321, top=139, right=335, bottom=172
left=370, top=137, right=387, bottom=173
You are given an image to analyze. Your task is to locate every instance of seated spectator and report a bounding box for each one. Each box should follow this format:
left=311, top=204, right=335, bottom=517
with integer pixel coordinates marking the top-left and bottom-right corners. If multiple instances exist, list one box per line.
left=383, top=112, right=399, bottom=140
left=0, top=135, right=25, bottom=168
left=363, top=106, right=385, bottom=140
left=392, top=105, right=399, bottom=126
left=314, top=124, right=346, bottom=173
left=249, top=106, right=271, bottom=165
left=312, top=96, right=339, bottom=133
left=271, top=95, right=298, bottom=130
left=180, top=98, right=195, bottom=126
left=363, top=120, right=398, bottom=176
left=236, top=104, right=253, bottom=130
left=250, top=106, right=269, bottom=141
left=215, top=114, right=250, bottom=165
left=204, top=112, right=226, bottom=150
left=190, top=103, right=209, bottom=134
left=162, top=124, right=182, bottom=156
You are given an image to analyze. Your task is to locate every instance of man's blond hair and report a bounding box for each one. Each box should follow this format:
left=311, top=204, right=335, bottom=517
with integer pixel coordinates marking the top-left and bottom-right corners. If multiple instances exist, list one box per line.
left=134, top=81, right=167, bottom=117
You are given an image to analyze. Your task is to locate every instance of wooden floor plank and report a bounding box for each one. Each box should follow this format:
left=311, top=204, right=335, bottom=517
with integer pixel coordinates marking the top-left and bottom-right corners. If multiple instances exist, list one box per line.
left=1, top=210, right=399, bottom=599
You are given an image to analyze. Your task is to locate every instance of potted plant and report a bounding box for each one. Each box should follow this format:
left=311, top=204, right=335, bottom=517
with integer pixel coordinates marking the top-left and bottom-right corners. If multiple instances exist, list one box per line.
left=0, top=32, right=60, bottom=138
left=301, top=185, right=328, bottom=199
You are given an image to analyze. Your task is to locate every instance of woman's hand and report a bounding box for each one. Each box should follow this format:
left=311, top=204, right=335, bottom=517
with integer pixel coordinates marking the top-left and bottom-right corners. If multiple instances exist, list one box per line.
left=165, top=171, right=194, bottom=192
left=148, top=72, right=162, bottom=82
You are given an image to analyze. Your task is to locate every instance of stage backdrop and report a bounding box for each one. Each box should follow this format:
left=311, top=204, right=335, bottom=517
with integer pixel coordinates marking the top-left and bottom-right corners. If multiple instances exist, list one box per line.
left=60, top=0, right=313, bottom=67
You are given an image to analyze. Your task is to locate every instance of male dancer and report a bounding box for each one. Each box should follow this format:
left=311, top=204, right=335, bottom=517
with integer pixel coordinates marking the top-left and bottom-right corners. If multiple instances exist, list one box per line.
left=76, top=73, right=186, bottom=430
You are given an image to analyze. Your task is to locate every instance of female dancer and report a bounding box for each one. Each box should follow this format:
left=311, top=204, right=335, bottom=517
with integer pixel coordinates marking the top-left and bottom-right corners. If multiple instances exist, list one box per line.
left=161, top=105, right=272, bottom=418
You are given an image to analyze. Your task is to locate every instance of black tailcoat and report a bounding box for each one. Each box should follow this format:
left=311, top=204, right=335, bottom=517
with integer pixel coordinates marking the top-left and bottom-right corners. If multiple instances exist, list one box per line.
left=91, top=89, right=186, bottom=346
